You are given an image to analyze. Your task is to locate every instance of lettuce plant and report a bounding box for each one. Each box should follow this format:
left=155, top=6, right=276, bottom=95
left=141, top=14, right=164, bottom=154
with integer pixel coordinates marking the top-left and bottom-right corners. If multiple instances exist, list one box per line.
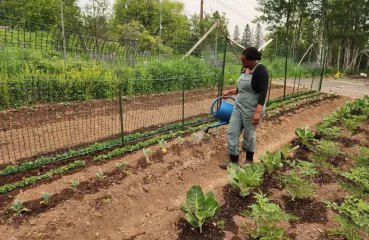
left=259, top=150, right=283, bottom=174
left=295, top=126, right=315, bottom=146
left=227, top=163, right=265, bottom=197
left=180, top=185, right=219, bottom=233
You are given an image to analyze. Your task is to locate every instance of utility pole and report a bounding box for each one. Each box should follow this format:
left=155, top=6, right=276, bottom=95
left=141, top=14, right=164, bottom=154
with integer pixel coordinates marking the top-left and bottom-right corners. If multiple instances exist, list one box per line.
left=60, top=0, right=67, bottom=63
left=200, top=0, right=204, bottom=20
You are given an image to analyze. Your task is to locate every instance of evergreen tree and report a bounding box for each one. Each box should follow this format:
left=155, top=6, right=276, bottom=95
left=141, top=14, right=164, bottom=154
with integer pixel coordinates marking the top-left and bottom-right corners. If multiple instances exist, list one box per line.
left=241, top=24, right=252, bottom=47
left=233, top=25, right=240, bottom=43
left=254, top=23, right=263, bottom=49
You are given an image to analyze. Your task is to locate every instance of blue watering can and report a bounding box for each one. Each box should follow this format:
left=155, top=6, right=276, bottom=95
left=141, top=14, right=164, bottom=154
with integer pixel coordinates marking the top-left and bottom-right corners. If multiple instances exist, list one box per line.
left=202, top=96, right=235, bottom=133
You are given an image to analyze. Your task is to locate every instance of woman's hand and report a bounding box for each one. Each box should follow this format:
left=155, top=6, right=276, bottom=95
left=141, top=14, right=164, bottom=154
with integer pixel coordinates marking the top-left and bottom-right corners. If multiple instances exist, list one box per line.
left=222, top=90, right=230, bottom=99
left=252, top=111, right=261, bottom=126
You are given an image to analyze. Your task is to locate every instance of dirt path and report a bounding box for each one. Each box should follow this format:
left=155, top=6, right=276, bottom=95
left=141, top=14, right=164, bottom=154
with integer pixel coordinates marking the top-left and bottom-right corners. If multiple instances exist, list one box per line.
left=0, top=96, right=350, bottom=240
left=0, top=86, right=296, bottom=164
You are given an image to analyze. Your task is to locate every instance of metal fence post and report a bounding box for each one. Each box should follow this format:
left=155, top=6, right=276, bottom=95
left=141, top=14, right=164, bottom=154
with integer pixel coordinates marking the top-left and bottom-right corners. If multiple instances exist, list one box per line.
left=182, top=77, right=185, bottom=129
left=118, top=84, right=124, bottom=145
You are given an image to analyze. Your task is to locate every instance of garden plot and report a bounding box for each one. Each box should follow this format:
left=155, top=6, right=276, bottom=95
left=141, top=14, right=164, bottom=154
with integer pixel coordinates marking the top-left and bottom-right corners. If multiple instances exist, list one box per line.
left=0, top=93, right=359, bottom=239
left=0, top=85, right=297, bottom=163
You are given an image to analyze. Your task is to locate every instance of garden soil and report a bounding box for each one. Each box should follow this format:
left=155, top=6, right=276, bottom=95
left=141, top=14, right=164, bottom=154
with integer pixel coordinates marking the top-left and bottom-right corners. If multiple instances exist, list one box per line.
left=0, top=96, right=351, bottom=240
left=0, top=86, right=297, bottom=164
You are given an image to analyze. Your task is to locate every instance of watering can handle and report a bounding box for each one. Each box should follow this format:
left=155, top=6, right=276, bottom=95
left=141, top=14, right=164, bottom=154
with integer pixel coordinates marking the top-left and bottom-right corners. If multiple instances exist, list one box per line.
left=210, top=96, right=236, bottom=117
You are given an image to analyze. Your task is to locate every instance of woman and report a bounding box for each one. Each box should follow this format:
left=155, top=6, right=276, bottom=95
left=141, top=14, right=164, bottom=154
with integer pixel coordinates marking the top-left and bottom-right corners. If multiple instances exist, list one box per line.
left=219, top=47, right=269, bottom=169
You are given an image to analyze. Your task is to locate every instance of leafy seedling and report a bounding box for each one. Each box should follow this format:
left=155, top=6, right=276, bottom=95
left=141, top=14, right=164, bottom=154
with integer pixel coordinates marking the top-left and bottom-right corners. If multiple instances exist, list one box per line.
left=324, top=195, right=369, bottom=240
left=158, top=139, right=168, bottom=153
left=281, top=144, right=299, bottom=160
left=102, top=198, right=111, bottom=205
left=180, top=185, right=219, bottom=233
left=116, top=161, right=131, bottom=174
left=69, top=180, right=79, bottom=192
left=143, top=148, right=153, bottom=164
left=10, top=199, right=29, bottom=215
left=243, top=191, right=298, bottom=239
left=217, top=219, right=225, bottom=230
left=177, top=136, right=184, bottom=144
left=191, top=133, right=200, bottom=144
left=295, top=126, right=315, bottom=146
left=227, top=163, right=265, bottom=197
left=96, top=169, right=107, bottom=180
left=279, top=162, right=317, bottom=200
left=40, top=192, right=53, bottom=205
left=259, top=150, right=283, bottom=174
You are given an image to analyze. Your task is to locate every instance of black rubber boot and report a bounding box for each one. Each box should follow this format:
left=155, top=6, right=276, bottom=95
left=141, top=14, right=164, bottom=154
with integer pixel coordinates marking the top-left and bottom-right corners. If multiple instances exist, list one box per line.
left=219, top=154, right=239, bottom=169
left=245, top=151, right=254, bottom=164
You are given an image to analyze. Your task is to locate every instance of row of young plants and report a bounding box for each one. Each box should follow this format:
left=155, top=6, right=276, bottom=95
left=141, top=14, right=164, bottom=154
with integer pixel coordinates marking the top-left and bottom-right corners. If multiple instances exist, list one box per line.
left=267, top=91, right=324, bottom=111
left=0, top=124, right=210, bottom=195
left=0, top=118, right=203, bottom=177
left=267, top=92, right=336, bottom=118
left=266, top=90, right=316, bottom=106
left=179, top=95, right=369, bottom=239
left=0, top=161, right=85, bottom=194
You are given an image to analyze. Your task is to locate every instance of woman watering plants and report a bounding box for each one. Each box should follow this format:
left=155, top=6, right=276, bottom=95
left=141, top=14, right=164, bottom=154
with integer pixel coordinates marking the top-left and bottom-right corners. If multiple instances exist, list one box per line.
left=219, top=47, right=269, bottom=169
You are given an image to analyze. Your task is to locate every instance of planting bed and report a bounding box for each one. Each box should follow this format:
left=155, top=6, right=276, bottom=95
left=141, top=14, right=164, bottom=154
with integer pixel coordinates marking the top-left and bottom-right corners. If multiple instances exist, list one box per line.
left=0, top=85, right=297, bottom=164
left=1, top=91, right=363, bottom=239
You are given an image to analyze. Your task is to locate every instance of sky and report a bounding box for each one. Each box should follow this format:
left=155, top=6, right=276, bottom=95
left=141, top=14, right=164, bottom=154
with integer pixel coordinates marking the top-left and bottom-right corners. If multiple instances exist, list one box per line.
left=77, top=0, right=263, bottom=38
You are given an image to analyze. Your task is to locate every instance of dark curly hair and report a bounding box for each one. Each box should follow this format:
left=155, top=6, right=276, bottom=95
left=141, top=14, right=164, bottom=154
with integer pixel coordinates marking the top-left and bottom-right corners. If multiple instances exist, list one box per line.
left=242, top=47, right=262, bottom=61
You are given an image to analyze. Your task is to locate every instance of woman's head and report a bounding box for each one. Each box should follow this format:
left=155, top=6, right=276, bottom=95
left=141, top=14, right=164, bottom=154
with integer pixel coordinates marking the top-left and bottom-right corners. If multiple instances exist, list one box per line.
left=241, top=47, right=262, bottom=69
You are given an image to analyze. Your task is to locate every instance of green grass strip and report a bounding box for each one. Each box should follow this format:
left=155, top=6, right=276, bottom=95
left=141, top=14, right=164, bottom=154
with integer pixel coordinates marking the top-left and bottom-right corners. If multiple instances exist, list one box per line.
left=0, top=161, right=85, bottom=194
left=0, top=118, right=202, bottom=176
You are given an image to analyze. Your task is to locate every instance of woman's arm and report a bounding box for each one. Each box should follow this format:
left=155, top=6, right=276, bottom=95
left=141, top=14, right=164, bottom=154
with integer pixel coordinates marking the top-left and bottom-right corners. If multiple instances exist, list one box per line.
left=252, top=65, right=269, bottom=126
left=222, top=88, right=238, bottom=99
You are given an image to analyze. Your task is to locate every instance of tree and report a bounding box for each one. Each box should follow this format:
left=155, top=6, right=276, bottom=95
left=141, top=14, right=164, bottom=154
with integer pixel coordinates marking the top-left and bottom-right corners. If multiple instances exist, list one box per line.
left=254, top=23, right=263, bottom=49
left=241, top=24, right=252, bottom=47
left=0, top=0, right=82, bottom=31
left=82, top=0, right=110, bottom=38
left=112, top=0, right=190, bottom=48
left=233, top=25, right=240, bottom=43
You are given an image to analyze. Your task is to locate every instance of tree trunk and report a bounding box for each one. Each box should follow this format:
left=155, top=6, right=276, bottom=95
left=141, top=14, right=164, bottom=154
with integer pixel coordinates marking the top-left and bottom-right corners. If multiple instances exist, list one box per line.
left=343, top=38, right=351, bottom=70
left=337, top=45, right=341, bottom=71
left=356, top=51, right=363, bottom=71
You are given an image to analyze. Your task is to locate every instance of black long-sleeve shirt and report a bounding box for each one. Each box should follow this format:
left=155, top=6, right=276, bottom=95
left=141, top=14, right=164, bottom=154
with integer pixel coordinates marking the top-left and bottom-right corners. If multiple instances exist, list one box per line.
left=238, top=64, right=269, bottom=105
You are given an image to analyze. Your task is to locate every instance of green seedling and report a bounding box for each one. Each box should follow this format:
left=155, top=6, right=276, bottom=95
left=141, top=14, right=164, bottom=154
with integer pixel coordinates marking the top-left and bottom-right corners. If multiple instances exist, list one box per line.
left=217, top=219, right=225, bottom=230
left=180, top=185, right=219, bottom=233
left=295, top=126, right=315, bottom=146
left=10, top=199, right=29, bottom=215
left=281, top=144, right=300, bottom=160
left=146, top=175, right=153, bottom=181
left=69, top=180, right=79, bottom=192
left=227, top=163, right=265, bottom=197
left=143, top=148, right=153, bottom=164
left=243, top=191, right=298, bottom=239
left=259, top=150, right=283, bottom=174
left=158, top=139, right=168, bottom=153
left=116, top=161, right=132, bottom=174
left=40, top=192, right=53, bottom=205
left=177, top=136, right=184, bottom=144
left=96, top=169, right=107, bottom=180
left=191, top=133, right=200, bottom=144
left=102, top=198, right=111, bottom=205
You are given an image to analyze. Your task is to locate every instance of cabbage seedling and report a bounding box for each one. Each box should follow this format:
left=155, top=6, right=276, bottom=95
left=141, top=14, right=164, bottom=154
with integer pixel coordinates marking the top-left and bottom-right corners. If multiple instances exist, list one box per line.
left=69, top=181, right=79, bottom=192
left=116, top=161, right=131, bottom=174
left=177, top=137, right=184, bottom=144
left=143, top=148, right=152, bottom=164
left=158, top=139, right=168, bottom=153
left=96, top=169, right=106, bottom=180
left=10, top=199, right=29, bottom=214
left=180, top=185, right=219, bottom=233
left=40, top=192, right=53, bottom=205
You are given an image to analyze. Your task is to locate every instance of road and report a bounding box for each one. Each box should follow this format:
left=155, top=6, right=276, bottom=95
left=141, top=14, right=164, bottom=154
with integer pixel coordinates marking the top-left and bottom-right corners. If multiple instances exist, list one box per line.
left=274, top=77, right=369, bottom=98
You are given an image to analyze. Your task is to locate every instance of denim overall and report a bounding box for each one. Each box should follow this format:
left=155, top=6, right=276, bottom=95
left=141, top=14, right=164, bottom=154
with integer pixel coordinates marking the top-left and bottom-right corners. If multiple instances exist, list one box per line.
left=227, top=64, right=266, bottom=156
